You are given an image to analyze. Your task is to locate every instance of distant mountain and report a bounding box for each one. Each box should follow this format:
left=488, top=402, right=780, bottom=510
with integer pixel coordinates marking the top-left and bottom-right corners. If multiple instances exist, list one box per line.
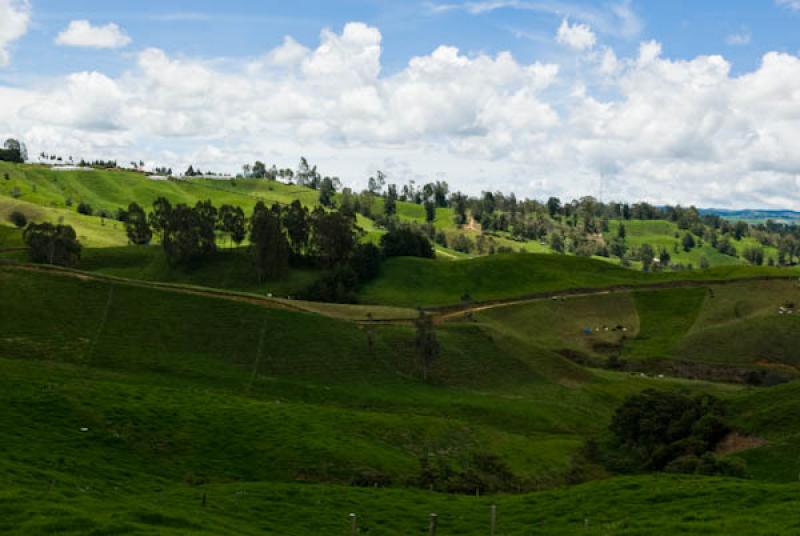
left=700, top=208, right=800, bottom=223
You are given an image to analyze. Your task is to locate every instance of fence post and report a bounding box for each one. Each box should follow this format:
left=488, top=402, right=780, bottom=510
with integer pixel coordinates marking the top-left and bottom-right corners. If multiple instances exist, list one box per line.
left=350, top=513, right=357, bottom=535
left=490, top=505, right=496, bottom=536
left=429, top=513, right=438, bottom=536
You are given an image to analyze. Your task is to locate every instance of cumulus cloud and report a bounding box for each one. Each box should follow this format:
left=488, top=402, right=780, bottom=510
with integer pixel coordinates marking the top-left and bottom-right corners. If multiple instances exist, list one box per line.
left=4, top=21, right=800, bottom=209
left=725, top=30, right=751, bottom=46
left=556, top=18, right=597, bottom=51
left=776, top=0, right=800, bottom=11
left=56, top=20, right=132, bottom=49
left=0, top=0, right=30, bottom=66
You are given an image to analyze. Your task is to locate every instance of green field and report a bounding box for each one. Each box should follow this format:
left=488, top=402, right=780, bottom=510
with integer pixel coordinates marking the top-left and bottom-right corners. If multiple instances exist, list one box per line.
left=4, top=159, right=800, bottom=534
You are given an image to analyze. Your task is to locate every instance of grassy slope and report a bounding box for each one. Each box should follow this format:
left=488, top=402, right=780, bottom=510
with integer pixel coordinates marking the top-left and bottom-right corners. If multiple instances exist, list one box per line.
left=360, top=253, right=799, bottom=308
left=2, top=267, right=800, bottom=533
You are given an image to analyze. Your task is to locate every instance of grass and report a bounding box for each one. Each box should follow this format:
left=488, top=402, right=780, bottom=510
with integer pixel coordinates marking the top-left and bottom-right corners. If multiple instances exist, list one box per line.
left=621, top=288, right=708, bottom=359
left=2, top=261, right=800, bottom=533
left=360, top=252, right=800, bottom=308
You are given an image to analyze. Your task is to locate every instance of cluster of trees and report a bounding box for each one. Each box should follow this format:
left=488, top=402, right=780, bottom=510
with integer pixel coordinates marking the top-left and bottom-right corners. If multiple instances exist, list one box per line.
left=0, top=139, right=27, bottom=163
left=591, top=389, right=746, bottom=478
left=23, top=222, right=82, bottom=267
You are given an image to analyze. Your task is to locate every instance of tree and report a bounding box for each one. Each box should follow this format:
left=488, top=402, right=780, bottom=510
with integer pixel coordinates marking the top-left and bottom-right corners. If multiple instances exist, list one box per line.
left=251, top=161, right=267, bottom=179
left=125, top=203, right=152, bottom=245
left=77, top=202, right=93, bottom=216
left=617, top=223, right=626, bottom=239
left=415, top=312, right=440, bottom=382
left=743, top=247, right=764, bottom=266
left=249, top=202, right=290, bottom=280
left=550, top=233, right=565, bottom=254
left=609, top=237, right=627, bottom=259
left=310, top=208, right=358, bottom=267
left=283, top=200, right=310, bottom=256
left=546, top=197, right=561, bottom=218
left=161, top=203, right=217, bottom=266
left=424, top=199, right=436, bottom=223
left=368, top=170, right=386, bottom=195
left=23, top=222, right=82, bottom=267
left=149, top=197, right=173, bottom=240
left=682, top=233, right=696, bottom=252
left=639, top=243, right=656, bottom=271
left=350, top=243, right=382, bottom=283
left=451, top=192, right=468, bottom=226
left=0, top=138, right=26, bottom=163
left=381, top=227, right=435, bottom=259
left=659, top=248, right=671, bottom=267
left=217, top=204, right=246, bottom=248
left=8, top=210, right=27, bottom=228
left=319, top=177, right=337, bottom=207
left=384, top=184, right=398, bottom=217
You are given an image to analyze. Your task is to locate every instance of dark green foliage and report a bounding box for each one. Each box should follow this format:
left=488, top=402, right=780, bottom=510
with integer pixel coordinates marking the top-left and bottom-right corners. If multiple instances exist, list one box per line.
left=381, top=227, right=435, bottom=259
left=424, top=199, right=435, bottom=223
left=319, top=177, right=337, bottom=207
left=682, top=233, right=696, bottom=252
left=743, top=247, right=764, bottom=266
left=605, top=389, right=731, bottom=473
left=217, top=204, right=246, bottom=247
left=310, top=207, right=357, bottom=267
left=77, top=201, right=93, bottom=216
left=8, top=210, right=27, bottom=228
left=350, top=243, right=382, bottom=283
left=639, top=243, right=655, bottom=271
left=23, top=222, right=82, bottom=267
left=300, top=264, right=359, bottom=303
left=249, top=201, right=290, bottom=280
left=124, top=202, right=152, bottom=245
left=384, top=184, right=397, bottom=216
left=162, top=202, right=217, bottom=267
left=283, top=200, right=310, bottom=256
left=149, top=197, right=173, bottom=238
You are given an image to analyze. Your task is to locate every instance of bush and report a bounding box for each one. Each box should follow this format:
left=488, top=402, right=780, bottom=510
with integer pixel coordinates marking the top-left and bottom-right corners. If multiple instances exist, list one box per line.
left=23, top=222, right=82, bottom=267
left=380, top=227, right=435, bottom=259
left=77, top=202, right=93, bottom=216
left=606, top=389, right=730, bottom=472
left=350, top=243, right=382, bottom=283
left=9, top=210, right=27, bottom=228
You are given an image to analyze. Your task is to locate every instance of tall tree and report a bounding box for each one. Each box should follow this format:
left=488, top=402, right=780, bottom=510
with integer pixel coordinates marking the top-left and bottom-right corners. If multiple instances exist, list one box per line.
left=319, top=177, right=337, bottom=207
left=283, top=200, right=310, bottom=256
left=149, top=197, right=173, bottom=240
left=125, top=202, right=152, bottom=245
left=310, top=208, right=357, bottom=267
left=23, top=222, right=82, bottom=267
left=217, top=204, right=246, bottom=248
left=384, top=184, right=398, bottom=217
left=424, top=199, right=436, bottom=223
left=250, top=202, right=289, bottom=280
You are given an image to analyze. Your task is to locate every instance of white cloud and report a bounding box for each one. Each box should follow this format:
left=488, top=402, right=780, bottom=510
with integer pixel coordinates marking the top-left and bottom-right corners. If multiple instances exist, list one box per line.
left=556, top=18, right=597, bottom=51
left=776, top=0, right=800, bottom=11
left=429, top=0, right=642, bottom=39
left=726, top=30, right=751, bottom=46
left=55, top=20, right=132, bottom=49
left=0, top=0, right=30, bottom=67
left=4, top=22, right=800, bottom=209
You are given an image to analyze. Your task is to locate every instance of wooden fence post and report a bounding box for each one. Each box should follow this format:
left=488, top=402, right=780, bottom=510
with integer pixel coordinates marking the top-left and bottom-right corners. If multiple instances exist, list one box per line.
left=490, top=505, right=496, bottom=536
left=429, top=513, right=438, bottom=536
left=350, top=513, right=357, bottom=535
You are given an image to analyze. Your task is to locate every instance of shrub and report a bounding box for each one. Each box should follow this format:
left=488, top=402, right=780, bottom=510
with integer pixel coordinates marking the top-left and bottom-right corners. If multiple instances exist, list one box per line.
left=77, top=202, right=93, bottom=216
left=380, top=226, right=435, bottom=259
left=23, top=222, right=82, bottom=267
left=9, top=210, right=27, bottom=228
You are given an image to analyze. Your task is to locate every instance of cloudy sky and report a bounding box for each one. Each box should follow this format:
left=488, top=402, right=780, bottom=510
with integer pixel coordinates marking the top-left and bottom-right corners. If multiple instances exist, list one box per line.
left=1, top=0, right=800, bottom=209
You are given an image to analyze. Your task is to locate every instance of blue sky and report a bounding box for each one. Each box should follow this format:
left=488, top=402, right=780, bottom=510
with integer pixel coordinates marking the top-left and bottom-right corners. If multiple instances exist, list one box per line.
left=1, top=0, right=800, bottom=208
left=10, top=0, right=799, bottom=77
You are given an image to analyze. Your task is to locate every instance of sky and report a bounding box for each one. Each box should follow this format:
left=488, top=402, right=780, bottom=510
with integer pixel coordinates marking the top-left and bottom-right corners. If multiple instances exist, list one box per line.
left=1, top=1, right=800, bottom=209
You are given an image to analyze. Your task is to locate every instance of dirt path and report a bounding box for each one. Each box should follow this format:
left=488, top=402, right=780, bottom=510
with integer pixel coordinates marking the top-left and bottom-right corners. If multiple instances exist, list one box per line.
left=432, top=275, right=799, bottom=323
left=3, top=261, right=797, bottom=327
left=2, top=262, right=312, bottom=314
